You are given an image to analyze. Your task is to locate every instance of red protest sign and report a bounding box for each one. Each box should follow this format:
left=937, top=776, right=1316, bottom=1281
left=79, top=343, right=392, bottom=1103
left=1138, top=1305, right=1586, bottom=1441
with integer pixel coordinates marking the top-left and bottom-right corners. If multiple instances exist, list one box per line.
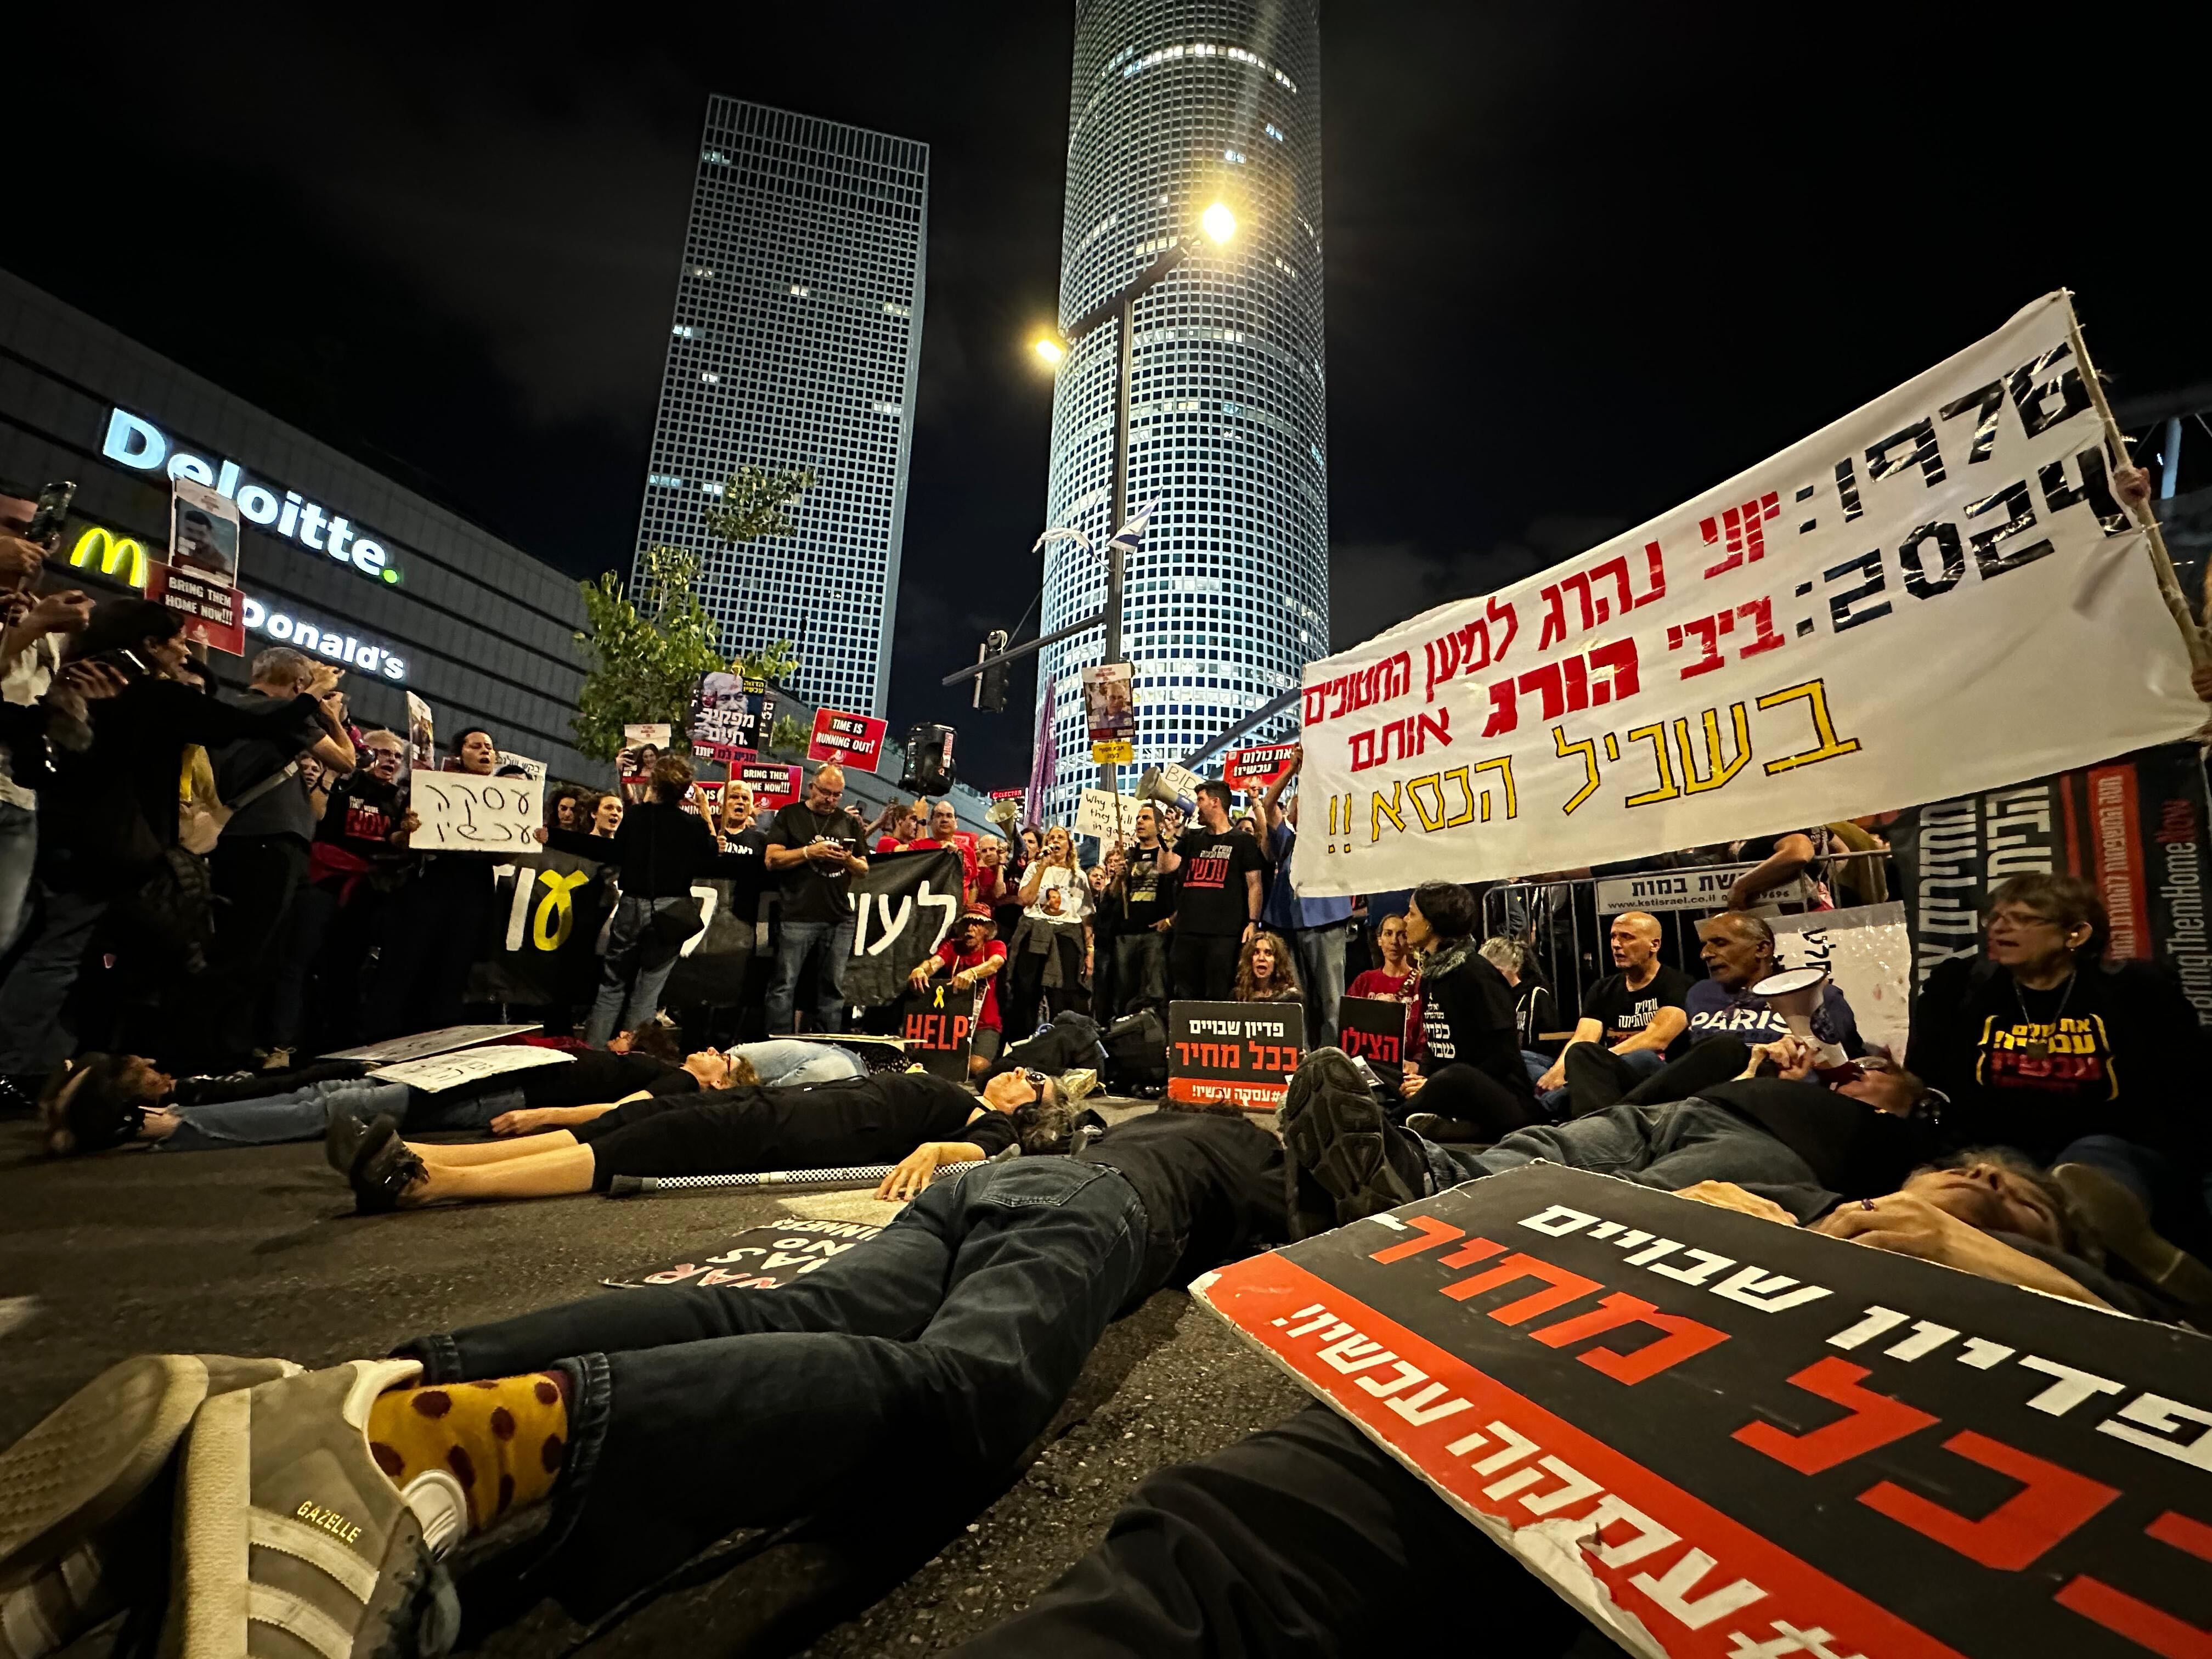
left=806, top=708, right=888, bottom=772
left=147, top=565, right=245, bottom=656
left=1225, top=743, right=1299, bottom=791
left=740, top=761, right=802, bottom=809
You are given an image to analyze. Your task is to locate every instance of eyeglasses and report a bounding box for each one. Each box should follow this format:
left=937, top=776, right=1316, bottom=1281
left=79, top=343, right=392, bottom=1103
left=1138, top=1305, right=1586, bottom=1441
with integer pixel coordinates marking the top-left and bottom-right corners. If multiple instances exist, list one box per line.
left=1987, top=909, right=2058, bottom=929
left=1020, top=1068, right=1050, bottom=1088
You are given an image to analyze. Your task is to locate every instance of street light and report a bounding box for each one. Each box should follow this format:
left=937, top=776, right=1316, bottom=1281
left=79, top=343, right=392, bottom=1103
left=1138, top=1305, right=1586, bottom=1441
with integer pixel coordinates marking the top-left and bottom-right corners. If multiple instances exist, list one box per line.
left=1200, top=200, right=1237, bottom=244
left=1031, top=336, right=1065, bottom=368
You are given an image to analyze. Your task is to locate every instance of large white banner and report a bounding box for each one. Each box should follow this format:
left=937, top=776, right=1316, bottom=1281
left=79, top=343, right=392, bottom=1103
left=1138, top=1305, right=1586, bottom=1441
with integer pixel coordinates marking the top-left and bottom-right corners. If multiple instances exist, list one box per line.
left=1293, top=293, right=2203, bottom=896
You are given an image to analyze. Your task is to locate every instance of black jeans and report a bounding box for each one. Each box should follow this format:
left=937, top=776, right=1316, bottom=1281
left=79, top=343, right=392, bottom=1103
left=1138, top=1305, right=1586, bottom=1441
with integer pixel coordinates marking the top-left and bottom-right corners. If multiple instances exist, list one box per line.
left=1168, top=932, right=1240, bottom=1002
left=398, top=1156, right=1149, bottom=1619
left=1564, top=1035, right=1752, bottom=1117
left=1111, top=928, right=1169, bottom=1022
left=204, top=833, right=309, bottom=1064
left=950, top=1404, right=1587, bottom=1657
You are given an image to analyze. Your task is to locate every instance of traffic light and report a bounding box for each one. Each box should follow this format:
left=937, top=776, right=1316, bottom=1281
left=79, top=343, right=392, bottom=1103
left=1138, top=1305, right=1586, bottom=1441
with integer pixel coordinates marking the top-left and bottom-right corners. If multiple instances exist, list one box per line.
left=973, top=629, right=1009, bottom=713
left=900, top=723, right=958, bottom=794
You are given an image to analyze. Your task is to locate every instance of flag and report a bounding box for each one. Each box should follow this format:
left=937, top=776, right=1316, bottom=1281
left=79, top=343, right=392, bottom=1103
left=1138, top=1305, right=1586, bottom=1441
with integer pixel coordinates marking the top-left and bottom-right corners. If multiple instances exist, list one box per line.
left=1026, top=671, right=1057, bottom=827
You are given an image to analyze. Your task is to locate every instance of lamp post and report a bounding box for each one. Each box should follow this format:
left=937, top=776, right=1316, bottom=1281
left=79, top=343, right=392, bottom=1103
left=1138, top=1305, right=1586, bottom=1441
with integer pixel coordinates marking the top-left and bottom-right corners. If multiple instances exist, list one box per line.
left=1032, top=202, right=1237, bottom=817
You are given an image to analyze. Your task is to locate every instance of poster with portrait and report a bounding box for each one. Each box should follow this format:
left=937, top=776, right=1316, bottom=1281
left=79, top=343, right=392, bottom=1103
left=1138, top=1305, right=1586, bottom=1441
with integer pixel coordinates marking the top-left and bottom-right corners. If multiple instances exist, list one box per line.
left=689, top=674, right=774, bottom=762
left=1084, top=661, right=1137, bottom=764
left=404, top=693, right=436, bottom=772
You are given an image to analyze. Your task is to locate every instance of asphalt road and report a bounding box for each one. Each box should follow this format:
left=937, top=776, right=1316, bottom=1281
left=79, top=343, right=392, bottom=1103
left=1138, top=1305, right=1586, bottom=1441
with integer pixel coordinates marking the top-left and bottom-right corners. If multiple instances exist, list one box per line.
left=0, top=1104, right=1314, bottom=1656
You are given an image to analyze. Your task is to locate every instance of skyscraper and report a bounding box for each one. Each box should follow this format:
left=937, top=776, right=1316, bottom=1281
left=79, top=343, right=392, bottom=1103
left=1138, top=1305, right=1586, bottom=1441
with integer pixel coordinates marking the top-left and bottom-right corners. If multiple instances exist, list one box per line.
left=634, top=98, right=928, bottom=716
left=1035, top=2, right=1327, bottom=823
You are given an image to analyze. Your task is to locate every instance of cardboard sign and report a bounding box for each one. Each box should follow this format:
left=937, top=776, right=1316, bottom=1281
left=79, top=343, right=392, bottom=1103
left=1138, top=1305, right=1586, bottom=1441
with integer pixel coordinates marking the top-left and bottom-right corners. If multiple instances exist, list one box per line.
left=407, top=770, right=543, bottom=851
left=622, top=722, right=672, bottom=749
left=1074, top=788, right=1145, bottom=842
left=1166, top=1000, right=1306, bottom=1109
left=373, top=1045, right=572, bottom=1092
left=320, top=1024, right=541, bottom=1064
left=1195, top=1163, right=2212, bottom=1659
left=896, top=983, right=976, bottom=1081
left=147, top=563, right=245, bottom=656
left=602, top=1218, right=885, bottom=1290
left=1338, top=995, right=1410, bottom=1078
left=740, top=761, right=802, bottom=809
left=690, top=673, right=774, bottom=762
left=1226, top=743, right=1300, bottom=791
left=808, top=708, right=888, bottom=772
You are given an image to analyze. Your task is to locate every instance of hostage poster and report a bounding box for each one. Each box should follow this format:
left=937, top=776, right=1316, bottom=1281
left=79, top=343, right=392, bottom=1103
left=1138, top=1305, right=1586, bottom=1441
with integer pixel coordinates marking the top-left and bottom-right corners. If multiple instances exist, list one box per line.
left=1291, top=294, right=2204, bottom=896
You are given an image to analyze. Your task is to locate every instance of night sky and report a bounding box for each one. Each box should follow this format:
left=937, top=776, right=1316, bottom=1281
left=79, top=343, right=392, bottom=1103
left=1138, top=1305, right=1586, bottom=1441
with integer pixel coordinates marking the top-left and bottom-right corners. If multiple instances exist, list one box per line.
left=8, top=7, right=2204, bottom=789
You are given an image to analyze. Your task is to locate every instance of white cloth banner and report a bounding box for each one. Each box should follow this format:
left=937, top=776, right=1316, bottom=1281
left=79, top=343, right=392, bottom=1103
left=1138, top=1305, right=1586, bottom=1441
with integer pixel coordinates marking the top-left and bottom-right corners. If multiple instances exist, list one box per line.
left=1771, top=901, right=1911, bottom=1061
left=1291, top=292, right=2202, bottom=896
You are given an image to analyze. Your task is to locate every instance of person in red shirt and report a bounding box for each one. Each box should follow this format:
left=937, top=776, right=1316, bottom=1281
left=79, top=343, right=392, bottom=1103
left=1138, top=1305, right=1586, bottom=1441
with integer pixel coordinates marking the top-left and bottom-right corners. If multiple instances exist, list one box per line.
left=873, top=799, right=924, bottom=854
left=907, top=904, right=1008, bottom=1079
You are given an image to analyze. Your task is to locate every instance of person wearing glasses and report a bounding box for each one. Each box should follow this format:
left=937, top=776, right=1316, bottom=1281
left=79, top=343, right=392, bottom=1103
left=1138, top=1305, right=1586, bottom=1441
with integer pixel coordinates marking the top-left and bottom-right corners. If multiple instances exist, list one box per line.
left=763, top=763, right=870, bottom=1034
left=1907, top=872, right=2212, bottom=1307
left=338, top=1057, right=1068, bottom=1212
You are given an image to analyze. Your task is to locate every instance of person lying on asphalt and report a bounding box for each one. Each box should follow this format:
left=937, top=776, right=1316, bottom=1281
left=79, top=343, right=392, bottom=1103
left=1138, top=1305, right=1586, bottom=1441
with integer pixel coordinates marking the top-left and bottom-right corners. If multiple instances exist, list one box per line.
left=0, top=1101, right=1289, bottom=1658
left=334, top=1063, right=1069, bottom=1212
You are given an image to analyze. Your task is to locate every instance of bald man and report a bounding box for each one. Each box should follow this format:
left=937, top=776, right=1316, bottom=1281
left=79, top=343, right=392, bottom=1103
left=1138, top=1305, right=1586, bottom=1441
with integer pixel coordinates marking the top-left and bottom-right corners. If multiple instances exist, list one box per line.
left=763, top=763, right=870, bottom=1031
left=1536, top=909, right=1692, bottom=1113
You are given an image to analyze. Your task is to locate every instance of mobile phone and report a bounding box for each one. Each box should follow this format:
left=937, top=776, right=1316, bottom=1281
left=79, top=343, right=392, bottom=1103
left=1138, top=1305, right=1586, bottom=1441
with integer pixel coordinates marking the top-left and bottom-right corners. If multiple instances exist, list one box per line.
left=24, top=481, right=77, bottom=549
left=93, top=647, right=151, bottom=680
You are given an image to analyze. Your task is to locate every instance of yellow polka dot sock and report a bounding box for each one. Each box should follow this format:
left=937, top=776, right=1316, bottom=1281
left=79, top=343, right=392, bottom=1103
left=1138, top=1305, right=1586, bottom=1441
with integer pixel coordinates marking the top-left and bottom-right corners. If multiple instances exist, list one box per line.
left=365, top=1371, right=570, bottom=1532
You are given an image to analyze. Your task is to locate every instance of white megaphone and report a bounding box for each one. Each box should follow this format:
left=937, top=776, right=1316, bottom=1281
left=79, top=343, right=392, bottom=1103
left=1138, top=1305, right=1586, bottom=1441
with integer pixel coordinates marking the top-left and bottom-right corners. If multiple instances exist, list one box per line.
left=1752, top=966, right=1847, bottom=1069
left=1136, top=766, right=1195, bottom=817
left=985, top=797, right=1022, bottom=833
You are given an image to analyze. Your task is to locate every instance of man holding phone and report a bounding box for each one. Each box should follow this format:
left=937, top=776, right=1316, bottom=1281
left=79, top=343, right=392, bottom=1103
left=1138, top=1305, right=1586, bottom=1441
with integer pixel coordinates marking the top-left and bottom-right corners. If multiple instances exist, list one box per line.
left=762, top=762, right=869, bottom=1032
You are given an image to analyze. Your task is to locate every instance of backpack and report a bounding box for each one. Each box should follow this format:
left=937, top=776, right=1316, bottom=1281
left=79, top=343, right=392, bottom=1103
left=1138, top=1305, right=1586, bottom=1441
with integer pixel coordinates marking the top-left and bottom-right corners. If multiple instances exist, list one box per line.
left=1101, top=1009, right=1169, bottom=1090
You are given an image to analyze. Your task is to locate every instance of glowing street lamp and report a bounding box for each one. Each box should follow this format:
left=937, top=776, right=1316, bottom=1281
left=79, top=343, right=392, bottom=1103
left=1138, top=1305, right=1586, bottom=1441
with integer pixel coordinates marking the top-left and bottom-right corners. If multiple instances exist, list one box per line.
left=1031, top=335, right=1065, bottom=368
left=1200, top=200, right=1237, bottom=244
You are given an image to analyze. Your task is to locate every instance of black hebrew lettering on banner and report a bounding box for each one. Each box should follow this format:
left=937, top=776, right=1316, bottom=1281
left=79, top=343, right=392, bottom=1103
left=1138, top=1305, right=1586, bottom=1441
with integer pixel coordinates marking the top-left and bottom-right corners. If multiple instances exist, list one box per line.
left=1290, top=294, right=2205, bottom=895
left=1194, top=1164, right=2212, bottom=1659
left=1167, top=1000, right=1305, bottom=1109
left=1891, top=741, right=2212, bottom=1024
left=840, top=848, right=965, bottom=1008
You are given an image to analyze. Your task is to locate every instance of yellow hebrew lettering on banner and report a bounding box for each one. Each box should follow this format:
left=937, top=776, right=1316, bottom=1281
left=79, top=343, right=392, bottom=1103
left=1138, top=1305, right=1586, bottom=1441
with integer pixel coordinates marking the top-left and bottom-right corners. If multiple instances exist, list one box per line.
left=532, top=869, right=595, bottom=951
left=1756, top=678, right=1863, bottom=776
left=1372, top=782, right=1405, bottom=840
left=1675, top=704, right=1752, bottom=793
left=1623, top=723, right=1679, bottom=808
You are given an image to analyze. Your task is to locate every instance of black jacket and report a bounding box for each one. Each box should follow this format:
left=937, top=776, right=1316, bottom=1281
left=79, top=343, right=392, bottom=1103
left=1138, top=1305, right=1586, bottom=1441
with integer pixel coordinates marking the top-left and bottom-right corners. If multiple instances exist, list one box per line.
left=1417, top=939, right=1536, bottom=1107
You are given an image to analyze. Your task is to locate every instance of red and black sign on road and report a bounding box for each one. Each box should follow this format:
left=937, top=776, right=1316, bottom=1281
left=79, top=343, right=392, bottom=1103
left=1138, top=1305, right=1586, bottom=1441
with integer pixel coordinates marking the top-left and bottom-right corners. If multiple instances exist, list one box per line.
left=1167, top=1000, right=1304, bottom=1110
left=1195, top=1164, right=2210, bottom=1659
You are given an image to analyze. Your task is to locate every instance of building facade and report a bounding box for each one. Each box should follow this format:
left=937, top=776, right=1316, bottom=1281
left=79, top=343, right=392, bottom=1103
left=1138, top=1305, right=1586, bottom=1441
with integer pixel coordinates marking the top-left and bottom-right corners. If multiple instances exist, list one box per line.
left=633, top=97, right=928, bottom=718
left=1035, top=0, right=1328, bottom=823
left=0, top=270, right=599, bottom=780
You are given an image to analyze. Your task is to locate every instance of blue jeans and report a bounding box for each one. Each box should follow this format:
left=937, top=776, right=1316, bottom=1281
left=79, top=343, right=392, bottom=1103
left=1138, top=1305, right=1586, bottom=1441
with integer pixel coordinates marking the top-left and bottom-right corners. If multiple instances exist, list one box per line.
left=0, top=884, right=108, bottom=1076
left=729, top=1038, right=865, bottom=1087
left=155, top=1076, right=521, bottom=1152
left=585, top=895, right=694, bottom=1048
left=397, top=1156, right=1150, bottom=1619
left=0, top=800, right=37, bottom=958
left=764, top=916, right=856, bottom=1034
left=1293, top=923, right=1348, bottom=1048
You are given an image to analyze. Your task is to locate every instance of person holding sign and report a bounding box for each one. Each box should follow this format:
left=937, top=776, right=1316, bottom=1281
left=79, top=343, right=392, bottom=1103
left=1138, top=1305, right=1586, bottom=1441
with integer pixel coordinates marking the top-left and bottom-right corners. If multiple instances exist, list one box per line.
left=909, top=904, right=1009, bottom=1079
left=1158, top=780, right=1265, bottom=1002
left=763, top=763, right=869, bottom=1034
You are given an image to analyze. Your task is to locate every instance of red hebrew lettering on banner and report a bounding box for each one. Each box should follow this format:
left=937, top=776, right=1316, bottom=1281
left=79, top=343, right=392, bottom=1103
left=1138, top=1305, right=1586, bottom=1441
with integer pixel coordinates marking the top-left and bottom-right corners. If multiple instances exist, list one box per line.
left=1291, top=294, right=2205, bottom=896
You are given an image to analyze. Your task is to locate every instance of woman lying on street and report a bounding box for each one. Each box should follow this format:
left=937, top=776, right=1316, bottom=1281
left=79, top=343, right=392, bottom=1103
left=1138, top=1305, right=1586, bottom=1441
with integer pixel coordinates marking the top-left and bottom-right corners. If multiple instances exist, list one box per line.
left=337, top=1063, right=1075, bottom=1212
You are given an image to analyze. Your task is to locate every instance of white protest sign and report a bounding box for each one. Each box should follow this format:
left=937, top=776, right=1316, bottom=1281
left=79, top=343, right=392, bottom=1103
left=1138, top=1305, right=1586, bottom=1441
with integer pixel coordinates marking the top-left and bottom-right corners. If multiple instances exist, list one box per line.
left=1291, top=293, right=2203, bottom=896
left=408, top=770, right=543, bottom=852
left=496, top=751, right=547, bottom=782
left=1159, top=761, right=1205, bottom=799
left=1074, top=788, right=1145, bottom=841
left=373, top=1046, right=574, bottom=1092
left=1772, top=900, right=1911, bottom=1060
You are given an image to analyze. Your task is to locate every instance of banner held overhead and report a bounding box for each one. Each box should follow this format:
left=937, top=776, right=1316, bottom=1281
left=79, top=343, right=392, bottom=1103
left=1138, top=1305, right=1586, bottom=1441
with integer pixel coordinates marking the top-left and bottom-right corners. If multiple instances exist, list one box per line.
left=1291, top=293, right=2205, bottom=896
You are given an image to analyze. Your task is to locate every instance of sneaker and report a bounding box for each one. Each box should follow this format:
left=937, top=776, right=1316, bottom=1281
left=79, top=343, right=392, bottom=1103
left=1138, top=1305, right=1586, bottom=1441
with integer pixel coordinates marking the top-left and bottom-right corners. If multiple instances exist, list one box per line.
left=2053, top=1163, right=2212, bottom=1312
left=347, top=1120, right=423, bottom=1215
left=1277, top=1048, right=1425, bottom=1238
left=0, top=1355, right=299, bottom=1659
left=169, top=1358, right=467, bottom=1659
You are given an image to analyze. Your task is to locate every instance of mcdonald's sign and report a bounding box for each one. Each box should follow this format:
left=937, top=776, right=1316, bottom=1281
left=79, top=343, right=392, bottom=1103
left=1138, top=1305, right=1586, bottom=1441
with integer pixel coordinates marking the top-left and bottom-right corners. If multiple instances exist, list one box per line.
left=68, top=524, right=150, bottom=589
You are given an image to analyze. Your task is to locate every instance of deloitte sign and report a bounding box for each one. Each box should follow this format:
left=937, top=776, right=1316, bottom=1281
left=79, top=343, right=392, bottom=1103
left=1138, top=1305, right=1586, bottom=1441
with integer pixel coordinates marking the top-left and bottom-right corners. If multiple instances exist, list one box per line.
left=99, top=408, right=403, bottom=588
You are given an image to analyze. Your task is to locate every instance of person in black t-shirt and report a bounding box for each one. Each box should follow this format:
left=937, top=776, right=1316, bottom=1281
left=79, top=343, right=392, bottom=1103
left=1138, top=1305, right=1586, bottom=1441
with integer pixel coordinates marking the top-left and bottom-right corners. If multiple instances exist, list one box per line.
left=345, top=1063, right=1061, bottom=1210
left=1159, top=781, right=1265, bottom=1002
left=1105, top=804, right=1177, bottom=1023
left=762, top=763, right=870, bottom=1033
left=1536, top=910, right=1690, bottom=1113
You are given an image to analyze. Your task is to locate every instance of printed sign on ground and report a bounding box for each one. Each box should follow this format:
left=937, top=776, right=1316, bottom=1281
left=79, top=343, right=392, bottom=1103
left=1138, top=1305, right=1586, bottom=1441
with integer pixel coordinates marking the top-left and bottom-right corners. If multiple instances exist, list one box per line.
left=808, top=708, right=888, bottom=772
left=320, top=1024, right=541, bottom=1064
left=1338, top=995, right=1410, bottom=1080
left=408, top=770, right=543, bottom=851
left=1293, top=294, right=2206, bottom=897
left=1197, top=1164, right=2212, bottom=1659
left=1167, top=1000, right=1306, bottom=1109
left=602, top=1218, right=885, bottom=1290
left=842, top=848, right=966, bottom=1008
left=896, top=984, right=976, bottom=1081
left=373, top=1045, right=573, bottom=1092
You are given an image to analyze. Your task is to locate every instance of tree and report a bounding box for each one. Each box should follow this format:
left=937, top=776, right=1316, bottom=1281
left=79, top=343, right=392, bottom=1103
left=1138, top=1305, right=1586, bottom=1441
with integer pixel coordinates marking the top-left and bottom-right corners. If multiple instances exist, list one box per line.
left=733, top=639, right=803, bottom=685
left=704, top=464, right=813, bottom=545
left=765, top=714, right=812, bottom=755
left=570, top=547, right=725, bottom=761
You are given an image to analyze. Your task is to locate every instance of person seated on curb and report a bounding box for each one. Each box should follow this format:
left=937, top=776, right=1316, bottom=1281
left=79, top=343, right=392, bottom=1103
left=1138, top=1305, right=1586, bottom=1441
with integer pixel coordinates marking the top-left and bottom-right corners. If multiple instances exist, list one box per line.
left=0, top=1103, right=1288, bottom=1658
left=336, top=1063, right=1071, bottom=1212
left=907, top=904, right=1010, bottom=1081
left=1532, top=909, right=1690, bottom=1115
left=1393, top=882, right=1539, bottom=1139
left=36, top=1038, right=759, bottom=1156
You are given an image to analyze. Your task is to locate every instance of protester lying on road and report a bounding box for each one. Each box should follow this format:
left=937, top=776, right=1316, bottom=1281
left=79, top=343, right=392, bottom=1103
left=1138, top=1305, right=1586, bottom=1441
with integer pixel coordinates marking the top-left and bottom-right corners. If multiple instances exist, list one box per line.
left=1279, top=1046, right=2167, bottom=1314
left=0, top=1102, right=1288, bottom=1657
left=335, top=1064, right=1072, bottom=1211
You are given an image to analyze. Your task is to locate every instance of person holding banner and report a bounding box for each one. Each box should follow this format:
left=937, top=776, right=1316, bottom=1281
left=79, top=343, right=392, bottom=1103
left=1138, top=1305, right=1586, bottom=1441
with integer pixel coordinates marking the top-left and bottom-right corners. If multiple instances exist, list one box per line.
left=1257, top=748, right=1354, bottom=1048
left=908, top=904, right=1009, bottom=1079
left=1389, top=882, right=1539, bottom=1139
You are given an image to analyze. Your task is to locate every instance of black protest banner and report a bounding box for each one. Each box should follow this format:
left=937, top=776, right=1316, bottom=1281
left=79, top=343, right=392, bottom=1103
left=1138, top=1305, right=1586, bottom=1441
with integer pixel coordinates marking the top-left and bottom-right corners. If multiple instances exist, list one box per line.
left=661, top=876, right=761, bottom=1007
left=842, top=848, right=964, bottom=1008
left=1892, top=742, right=2212, bottom=1023
left=896, top=983, right=975, bottom=1081
left=1166, top=1000, right=1305, bottom=1109
left=1338, top=995, right=1409, bottom=1080
left=469, top=849, right=616, bottom=1006
left=601, top=1218, right=884, bottom=1290
left=1195, top=1164, right=2212, bottom=1659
